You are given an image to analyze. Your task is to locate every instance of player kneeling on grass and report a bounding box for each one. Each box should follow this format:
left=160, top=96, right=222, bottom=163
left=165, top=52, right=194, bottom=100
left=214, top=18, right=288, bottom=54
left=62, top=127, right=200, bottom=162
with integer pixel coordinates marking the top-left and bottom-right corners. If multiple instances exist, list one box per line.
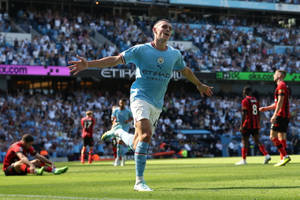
left=236, top=86, right=271, bottom=165
left=2, top=134, right=68, bottom=176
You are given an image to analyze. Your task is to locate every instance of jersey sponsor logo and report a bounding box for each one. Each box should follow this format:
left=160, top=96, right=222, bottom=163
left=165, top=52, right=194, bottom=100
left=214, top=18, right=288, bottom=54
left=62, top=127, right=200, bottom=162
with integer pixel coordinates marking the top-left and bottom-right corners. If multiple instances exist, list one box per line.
left=142, top=69, right=171, bottom=79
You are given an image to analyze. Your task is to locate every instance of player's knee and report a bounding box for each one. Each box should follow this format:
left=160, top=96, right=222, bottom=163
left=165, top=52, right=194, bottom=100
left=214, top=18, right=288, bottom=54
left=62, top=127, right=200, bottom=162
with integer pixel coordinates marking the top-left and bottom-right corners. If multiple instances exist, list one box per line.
left=140, top=132, right=151, bottom=142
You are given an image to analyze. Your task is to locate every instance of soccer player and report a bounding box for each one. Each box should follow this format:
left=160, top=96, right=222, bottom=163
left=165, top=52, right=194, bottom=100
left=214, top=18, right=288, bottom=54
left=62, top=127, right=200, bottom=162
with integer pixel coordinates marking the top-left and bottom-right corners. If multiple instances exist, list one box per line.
left=259, top=70, right=291, bottom=167
left=3, top=134, right=68, bottom=176
left=69, top=19, right=213, bottom=191
left=235, top=86, right=271, bottom=165
left=81, top=110, right=96, bottom=164
left=111, top=99, right=133, bottom=166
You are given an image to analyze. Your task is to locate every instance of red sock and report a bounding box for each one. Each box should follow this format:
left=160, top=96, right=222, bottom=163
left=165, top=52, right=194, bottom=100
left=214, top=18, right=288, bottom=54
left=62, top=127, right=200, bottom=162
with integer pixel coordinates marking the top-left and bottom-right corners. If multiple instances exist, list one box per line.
left=272, top=138, right=287, bottom=157
left=20, top=164, right=31, bottom=174
left=88, top=149, right=93, bottom=164
left=242, top=147, right=247, bottom=160
left=258, top=144, right=268, bottom=156
left=39, top=161, right=53, bottom=173
left=44, top=166, right=53, bottom=172
left=280, top=139, right=287, bottom=160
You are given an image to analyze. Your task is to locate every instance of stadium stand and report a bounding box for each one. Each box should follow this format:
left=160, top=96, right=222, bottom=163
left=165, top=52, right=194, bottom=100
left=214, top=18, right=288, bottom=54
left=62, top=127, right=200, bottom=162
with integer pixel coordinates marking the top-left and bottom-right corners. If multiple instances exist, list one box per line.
left=0, top=89, right=299, bottom=161
left=0, top=9, right=298, bottom=72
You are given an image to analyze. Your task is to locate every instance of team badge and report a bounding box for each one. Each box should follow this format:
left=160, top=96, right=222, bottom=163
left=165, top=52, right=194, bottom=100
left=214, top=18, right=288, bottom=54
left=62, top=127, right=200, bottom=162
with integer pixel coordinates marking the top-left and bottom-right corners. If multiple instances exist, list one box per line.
left=157, top=57, right=164, bottom=65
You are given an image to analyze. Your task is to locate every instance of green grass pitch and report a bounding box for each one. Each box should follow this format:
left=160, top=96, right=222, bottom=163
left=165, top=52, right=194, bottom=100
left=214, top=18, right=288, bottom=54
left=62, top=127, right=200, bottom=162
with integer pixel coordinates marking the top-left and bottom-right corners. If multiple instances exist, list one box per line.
left=0, top=156, right=300, bottom=200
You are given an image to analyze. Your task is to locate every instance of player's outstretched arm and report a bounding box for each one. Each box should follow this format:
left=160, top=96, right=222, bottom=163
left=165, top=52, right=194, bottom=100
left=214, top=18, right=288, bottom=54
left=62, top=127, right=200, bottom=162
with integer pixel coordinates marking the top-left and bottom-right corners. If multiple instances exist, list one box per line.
left=68, top=55, right=123, bottom=75
left=180, top=67, right=213, bottom=97
left=259, top=103, right=276, bottom=112
left=35, top=153, right=54, bottom=167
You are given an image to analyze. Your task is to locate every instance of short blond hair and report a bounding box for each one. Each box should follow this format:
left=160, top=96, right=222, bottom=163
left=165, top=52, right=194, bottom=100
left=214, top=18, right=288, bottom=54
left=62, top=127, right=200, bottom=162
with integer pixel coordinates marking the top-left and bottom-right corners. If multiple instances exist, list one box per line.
left=86, top=111, right=93, bottom=116
left=153, top=19, right=170, bottom=28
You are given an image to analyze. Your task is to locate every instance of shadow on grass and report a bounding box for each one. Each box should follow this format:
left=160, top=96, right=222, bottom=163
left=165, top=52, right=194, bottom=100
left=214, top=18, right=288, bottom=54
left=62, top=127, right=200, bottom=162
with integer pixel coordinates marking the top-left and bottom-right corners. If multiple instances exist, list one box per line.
left=156, top=186, right=300, bottom=191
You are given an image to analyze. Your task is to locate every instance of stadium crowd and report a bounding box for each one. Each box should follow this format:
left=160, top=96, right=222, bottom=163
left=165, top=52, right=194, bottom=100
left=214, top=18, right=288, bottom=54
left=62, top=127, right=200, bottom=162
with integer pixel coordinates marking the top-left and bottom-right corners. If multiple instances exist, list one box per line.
left=0, top=9, right=298, bottom=73
left=0, top=89, right=299, bottom=161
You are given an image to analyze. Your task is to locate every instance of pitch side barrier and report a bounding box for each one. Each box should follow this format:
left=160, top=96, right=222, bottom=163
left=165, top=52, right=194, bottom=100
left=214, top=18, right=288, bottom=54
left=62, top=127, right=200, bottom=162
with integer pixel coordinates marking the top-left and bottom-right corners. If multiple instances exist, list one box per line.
left=0, top=65, right=70, bottom=76
left=2, top=65, right=300, bottom=83
left=216, top=72, right=300, bottom=82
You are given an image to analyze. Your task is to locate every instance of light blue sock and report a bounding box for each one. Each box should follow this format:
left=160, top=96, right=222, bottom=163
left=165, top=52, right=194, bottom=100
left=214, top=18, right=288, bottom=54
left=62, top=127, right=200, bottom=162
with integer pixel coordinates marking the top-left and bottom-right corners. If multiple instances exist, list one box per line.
left=116, top=129, right=134, bottom=150
left=135, top=141, right=149, bottom=183
left=116, top=143, right=121, bottom=160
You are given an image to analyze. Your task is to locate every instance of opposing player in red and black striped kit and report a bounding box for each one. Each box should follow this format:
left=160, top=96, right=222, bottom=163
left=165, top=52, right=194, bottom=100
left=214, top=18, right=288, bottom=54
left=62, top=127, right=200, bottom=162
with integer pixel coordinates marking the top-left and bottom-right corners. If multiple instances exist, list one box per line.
left=236, top=86, right=271, bottom=165
left=3, top=134, right=68, bottom=176
left=81, top=111, right=96, bottom=164
left=259, top=70, right=291, bottom=167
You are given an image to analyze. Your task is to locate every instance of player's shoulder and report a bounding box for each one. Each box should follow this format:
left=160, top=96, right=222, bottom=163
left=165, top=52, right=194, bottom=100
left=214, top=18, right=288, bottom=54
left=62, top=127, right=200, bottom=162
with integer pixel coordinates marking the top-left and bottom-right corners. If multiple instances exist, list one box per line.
left=132, top=43, right=149, bottom=50
left=241, top=97, right=248, bottom=103
left=167, top=45, right=182, bottom=55
left=10, top=141, right=22, bottom=151
left=250, top=96, right=257, bottom=101
left=114, top=107, right=120, bottom=112
left=278, top=81, right=287, bottom=88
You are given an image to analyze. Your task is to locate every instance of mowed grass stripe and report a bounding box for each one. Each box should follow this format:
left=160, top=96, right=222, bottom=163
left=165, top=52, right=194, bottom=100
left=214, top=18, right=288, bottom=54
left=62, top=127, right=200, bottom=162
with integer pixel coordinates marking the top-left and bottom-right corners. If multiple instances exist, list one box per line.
left=0, top=156, right=300, bottom=200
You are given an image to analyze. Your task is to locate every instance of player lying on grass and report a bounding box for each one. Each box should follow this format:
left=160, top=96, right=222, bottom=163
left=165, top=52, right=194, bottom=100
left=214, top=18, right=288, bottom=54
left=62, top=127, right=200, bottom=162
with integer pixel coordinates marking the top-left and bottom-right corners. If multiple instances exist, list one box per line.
left=2, top=134, right=68, bottom=176
left=69, top=19, right=213, bottom=191
left=235, top=86, right=271, bottom=165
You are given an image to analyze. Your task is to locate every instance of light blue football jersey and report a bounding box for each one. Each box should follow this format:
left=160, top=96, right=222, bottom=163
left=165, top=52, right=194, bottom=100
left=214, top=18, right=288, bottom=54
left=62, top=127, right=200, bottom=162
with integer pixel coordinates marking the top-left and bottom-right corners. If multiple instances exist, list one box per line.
left=112, top=107, right=133, bottom=132
left=121, top=43, right=186, bottom=109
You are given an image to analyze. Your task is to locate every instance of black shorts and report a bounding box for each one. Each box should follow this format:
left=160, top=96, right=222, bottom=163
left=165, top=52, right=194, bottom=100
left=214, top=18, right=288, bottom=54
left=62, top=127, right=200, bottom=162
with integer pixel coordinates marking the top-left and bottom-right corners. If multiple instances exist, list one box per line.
left=83, top=136, right=94, bottom=147
left=271, top=116, right=289, bottom=133
left=4, top=165, right=27, bottom=176
left=242, top=128, right=259, bottom=138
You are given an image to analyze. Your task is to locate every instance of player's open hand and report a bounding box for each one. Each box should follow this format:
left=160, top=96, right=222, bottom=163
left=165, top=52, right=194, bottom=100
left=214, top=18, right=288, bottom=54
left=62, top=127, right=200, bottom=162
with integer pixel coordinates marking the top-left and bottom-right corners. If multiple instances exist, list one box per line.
left=197, top=83, right=213, bottom=97
left=270, top=115, right=276, bottom=124
left=68, top=55, right=88, bottom=75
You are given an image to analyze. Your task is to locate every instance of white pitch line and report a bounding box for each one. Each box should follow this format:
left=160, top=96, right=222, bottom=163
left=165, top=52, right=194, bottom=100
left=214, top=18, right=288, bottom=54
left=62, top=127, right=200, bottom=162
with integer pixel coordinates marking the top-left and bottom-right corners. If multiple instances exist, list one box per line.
left=0, top=194, right=155, bottom=200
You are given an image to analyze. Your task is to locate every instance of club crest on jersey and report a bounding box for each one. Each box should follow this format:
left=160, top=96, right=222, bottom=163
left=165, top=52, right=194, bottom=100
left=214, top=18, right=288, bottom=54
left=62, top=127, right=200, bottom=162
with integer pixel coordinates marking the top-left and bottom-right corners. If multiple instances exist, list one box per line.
left=157, top=57, right=164, bottom=65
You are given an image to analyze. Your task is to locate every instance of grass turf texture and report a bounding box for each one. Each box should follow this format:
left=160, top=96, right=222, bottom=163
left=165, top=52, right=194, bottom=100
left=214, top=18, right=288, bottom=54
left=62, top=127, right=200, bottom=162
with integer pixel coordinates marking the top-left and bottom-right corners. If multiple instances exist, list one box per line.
left=0, top=156, right=300, bottom=200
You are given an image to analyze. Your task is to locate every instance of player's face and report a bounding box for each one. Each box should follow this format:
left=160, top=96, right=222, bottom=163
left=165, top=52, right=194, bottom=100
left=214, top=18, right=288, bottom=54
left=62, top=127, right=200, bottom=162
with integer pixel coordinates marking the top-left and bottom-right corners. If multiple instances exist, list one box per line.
left=24, top=141, right=33, bottom=150
left=154, top=21, right=172, bottom=42
left=119, top=100, right=125, bottom=108
left=273, top=71, right=280, bottom=82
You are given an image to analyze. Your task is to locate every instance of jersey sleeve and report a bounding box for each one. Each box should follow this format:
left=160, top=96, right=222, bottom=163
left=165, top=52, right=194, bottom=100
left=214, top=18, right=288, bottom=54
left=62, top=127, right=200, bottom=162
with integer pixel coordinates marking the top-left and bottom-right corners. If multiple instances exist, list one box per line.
left=92, top=118, right=96, bottom=127
left=13, top=145, right=23, bottom=154
left=277, top=82, right=287, bottom=95
left=128, top=110, right=133, bottom=119
left=173, top=50, right=186, bottom=71
left=120, top=45, right=141, bottom=65
left=241, top=99, right=248, bottom=110
left=112, top=109, right=117, bottom=118
left=81, top=118, right=84, bottom=127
